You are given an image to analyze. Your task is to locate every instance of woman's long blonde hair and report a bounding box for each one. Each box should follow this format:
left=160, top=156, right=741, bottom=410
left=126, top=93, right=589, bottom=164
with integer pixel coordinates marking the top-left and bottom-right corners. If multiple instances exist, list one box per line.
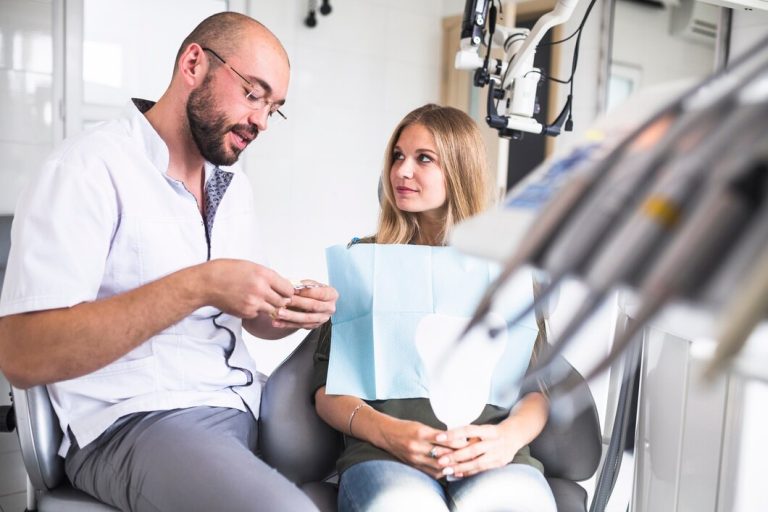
left=376, top=104, right=489, bottom=245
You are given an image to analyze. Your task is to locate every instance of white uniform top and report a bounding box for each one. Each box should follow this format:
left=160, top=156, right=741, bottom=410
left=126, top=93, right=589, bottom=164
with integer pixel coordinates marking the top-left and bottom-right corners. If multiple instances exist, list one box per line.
left=0, top=100, right=267, bottom=456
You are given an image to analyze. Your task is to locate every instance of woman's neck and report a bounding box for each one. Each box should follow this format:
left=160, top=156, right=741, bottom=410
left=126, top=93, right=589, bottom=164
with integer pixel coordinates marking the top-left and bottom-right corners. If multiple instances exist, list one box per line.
left=414, top=210, right=447, bottom=246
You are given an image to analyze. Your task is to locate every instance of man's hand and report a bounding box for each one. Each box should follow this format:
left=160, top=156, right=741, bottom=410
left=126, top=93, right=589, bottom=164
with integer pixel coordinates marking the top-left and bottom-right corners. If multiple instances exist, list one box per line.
left=204, top=259, right=295, bottom=318
left=270, top=280, right=338, bottom=330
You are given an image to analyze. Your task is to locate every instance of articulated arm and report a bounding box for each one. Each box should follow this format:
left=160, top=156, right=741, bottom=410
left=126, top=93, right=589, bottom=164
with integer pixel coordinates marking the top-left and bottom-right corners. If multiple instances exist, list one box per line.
left=455, top=0, right=580, bottom=137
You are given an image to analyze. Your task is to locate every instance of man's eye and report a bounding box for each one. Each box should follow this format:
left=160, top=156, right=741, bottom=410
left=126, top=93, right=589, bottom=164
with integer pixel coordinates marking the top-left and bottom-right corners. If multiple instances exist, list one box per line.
left=246, top=88, right=267, bottom=103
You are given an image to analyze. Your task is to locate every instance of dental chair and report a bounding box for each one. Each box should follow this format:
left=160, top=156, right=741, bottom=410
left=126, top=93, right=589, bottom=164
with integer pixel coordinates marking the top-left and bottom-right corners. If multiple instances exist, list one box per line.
left=4, top=329, right=601, bottom=512
left=260, top=329, right=603, bottom=512
left=5, top=385, right=118, bottom=511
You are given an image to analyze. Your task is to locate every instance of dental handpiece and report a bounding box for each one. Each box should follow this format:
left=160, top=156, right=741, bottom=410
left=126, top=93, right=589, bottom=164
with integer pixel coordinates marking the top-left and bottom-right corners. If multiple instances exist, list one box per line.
left=585, top=103, right=768, bottom=295
left=706, top=243, right=768, bottom=379
left=493, top=104, right=748, bottom=345
left=540, top=96, right=746, bottom=290
left=459, top=141, right=629, bottom=339
left=699, top=198, right=768, bottom=310
left=581, top=165, right=766, bottom=385
left=461, top=37, right=768, bottom=341
left=463, top=114, right=679, bottom=341
left=539, top=46, right=768, bottom=290
left=525, top=106, right=768, bottom=383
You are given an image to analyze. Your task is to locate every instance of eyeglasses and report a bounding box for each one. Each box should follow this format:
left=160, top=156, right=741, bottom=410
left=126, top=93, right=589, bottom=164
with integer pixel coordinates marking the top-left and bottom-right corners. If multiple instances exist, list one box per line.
left=202, top=47, right=287, bottom=120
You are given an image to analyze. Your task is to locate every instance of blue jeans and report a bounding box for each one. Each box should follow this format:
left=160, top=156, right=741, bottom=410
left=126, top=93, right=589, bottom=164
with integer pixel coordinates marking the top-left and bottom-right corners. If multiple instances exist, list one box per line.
left=338, top=460, right=557, bottom=512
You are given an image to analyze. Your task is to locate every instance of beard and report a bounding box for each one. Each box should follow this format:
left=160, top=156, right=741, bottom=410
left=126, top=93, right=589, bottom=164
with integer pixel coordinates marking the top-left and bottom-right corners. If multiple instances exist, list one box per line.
left=186, top=73, right=257, bottom=166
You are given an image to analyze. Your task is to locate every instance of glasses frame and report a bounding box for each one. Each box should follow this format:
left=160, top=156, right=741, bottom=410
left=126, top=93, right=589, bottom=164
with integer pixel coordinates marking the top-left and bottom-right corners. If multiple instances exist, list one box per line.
left=201, top=47, right=287, bottom=120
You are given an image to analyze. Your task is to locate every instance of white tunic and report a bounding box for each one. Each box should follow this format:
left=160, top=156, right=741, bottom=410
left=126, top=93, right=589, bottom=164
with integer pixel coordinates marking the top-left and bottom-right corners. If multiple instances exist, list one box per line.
left=0, top=100, right=266, bottom=455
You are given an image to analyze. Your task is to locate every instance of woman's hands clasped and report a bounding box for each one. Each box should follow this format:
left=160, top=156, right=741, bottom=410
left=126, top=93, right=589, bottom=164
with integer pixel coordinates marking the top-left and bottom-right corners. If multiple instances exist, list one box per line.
left=378, top=417, right=456, bottom=480
left=432, top=423, right=524, bottom=479
left=378, top=418, right=523, bottom=480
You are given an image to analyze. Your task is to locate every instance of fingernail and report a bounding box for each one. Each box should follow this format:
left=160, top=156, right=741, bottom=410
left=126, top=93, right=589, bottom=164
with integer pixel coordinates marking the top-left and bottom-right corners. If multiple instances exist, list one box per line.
left=442, top=467, right=454, bottom=476
left=436, top=434, right=447, bottom=442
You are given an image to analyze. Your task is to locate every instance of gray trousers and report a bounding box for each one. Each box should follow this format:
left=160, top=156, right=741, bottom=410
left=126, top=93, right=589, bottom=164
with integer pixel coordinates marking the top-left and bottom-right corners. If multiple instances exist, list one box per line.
left=65, top=407, right=320, bottom=512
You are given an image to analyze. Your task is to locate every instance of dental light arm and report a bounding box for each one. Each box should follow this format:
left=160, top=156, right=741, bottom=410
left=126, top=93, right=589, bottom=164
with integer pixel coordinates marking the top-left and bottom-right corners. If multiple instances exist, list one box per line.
left=455, top=0, right=580, bottom=137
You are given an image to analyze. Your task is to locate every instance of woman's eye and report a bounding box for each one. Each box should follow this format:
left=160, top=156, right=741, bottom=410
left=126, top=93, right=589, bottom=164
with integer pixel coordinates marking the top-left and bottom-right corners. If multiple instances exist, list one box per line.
left=418, top=154, right=433, bottom=163
left=393, top=151, right=404, bottom=160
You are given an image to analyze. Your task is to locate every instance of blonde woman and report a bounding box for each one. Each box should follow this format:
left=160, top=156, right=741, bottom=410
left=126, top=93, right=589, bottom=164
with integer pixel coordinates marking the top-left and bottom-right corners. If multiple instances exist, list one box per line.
left=313, top=104, right=556, bottom=511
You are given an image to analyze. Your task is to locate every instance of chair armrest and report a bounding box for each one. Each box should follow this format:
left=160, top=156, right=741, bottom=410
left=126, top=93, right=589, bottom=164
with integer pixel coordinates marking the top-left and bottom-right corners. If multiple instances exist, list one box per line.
left=258, top=329, right=344, bottom=484
left=12, top=385, right=65, bottom=490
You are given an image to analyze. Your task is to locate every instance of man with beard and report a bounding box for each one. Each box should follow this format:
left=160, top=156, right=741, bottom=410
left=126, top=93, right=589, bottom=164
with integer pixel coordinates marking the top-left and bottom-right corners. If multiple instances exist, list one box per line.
left=0, top=12, right=334, bottom=512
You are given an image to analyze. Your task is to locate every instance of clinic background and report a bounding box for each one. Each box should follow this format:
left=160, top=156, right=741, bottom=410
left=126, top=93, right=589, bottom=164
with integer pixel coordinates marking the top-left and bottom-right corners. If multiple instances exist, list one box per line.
left=0, top=1, right=767, bottom=511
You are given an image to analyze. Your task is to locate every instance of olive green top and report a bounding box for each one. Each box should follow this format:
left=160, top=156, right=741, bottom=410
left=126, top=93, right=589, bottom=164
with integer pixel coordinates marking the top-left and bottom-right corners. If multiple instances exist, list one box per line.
left=311, top=239, right=548, bottom=476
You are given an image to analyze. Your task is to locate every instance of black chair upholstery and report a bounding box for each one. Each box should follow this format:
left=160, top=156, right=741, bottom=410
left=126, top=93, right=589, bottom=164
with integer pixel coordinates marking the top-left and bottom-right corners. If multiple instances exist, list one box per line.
left=259, top=330, right=603, bottom=512
left=259, top=329, right=343, bottom=511
left=529, top=355, right=603, bottom=512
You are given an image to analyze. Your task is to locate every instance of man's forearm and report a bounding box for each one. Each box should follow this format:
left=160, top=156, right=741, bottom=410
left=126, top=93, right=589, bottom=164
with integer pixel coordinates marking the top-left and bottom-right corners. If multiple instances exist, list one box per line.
left=0, top=264, right=209, bottom=388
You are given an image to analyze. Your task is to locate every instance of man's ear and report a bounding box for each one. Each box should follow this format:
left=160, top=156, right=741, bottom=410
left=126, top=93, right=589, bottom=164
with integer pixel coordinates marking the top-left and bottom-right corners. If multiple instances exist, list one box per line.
left=177, top=43, right=208, bottom=86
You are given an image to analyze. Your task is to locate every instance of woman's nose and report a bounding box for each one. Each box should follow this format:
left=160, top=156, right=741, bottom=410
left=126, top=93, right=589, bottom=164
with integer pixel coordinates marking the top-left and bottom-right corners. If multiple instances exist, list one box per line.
left=395, top=160, right=414, bottom=179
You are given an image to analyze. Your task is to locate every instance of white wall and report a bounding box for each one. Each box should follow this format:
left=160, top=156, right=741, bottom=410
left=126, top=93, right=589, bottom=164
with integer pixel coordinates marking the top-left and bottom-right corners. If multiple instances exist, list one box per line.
left=245, top=0, right=443, bottom=283
left=612, top=1, right=717, bottom=88
left=241, top=0, right=445, bottom=370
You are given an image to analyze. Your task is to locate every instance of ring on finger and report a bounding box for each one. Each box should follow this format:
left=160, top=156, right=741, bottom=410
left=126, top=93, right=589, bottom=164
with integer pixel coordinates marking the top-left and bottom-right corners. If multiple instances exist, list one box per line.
left=428, top=447, right=438, bottom=459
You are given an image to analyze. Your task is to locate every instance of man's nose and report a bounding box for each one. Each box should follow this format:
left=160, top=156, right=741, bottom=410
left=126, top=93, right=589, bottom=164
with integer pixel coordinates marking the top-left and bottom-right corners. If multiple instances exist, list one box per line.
left=247, top=107, right=270, bottom=132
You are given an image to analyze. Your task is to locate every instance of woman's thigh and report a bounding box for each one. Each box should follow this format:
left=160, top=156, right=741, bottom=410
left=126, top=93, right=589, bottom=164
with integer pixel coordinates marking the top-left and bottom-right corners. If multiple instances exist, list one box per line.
left=447, top=463, right=557, bottom=512
left=338, top=460, right=449, bottom=512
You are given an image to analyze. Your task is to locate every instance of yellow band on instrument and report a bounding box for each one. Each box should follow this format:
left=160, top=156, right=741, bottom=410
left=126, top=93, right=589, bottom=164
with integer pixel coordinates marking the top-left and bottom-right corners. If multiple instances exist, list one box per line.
left=641, top=196, right=681, bottom=228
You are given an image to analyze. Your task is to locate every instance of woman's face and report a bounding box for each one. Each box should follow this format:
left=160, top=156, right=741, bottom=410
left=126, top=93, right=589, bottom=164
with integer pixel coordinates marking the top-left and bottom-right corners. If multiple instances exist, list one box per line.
left=389, top=123, right=447, bottom=217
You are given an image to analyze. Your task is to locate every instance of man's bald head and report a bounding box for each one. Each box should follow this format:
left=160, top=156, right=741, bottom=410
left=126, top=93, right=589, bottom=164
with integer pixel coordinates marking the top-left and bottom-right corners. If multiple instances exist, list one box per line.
left=174, top=12, right=289, bottom=71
